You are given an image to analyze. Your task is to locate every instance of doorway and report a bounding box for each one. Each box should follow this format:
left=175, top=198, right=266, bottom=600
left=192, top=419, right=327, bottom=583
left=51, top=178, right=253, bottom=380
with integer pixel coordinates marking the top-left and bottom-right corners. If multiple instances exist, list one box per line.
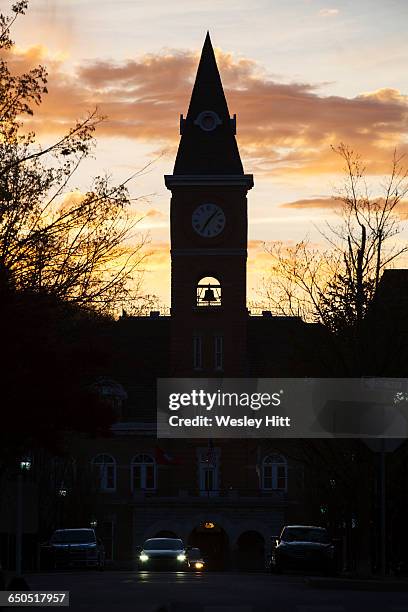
left=188, top=523, right=229, bottom=570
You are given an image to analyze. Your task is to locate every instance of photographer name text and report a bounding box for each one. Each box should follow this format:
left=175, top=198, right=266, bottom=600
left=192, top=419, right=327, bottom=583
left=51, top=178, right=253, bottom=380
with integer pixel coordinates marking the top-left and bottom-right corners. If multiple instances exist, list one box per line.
left=168, top=415, right=291, bottom=429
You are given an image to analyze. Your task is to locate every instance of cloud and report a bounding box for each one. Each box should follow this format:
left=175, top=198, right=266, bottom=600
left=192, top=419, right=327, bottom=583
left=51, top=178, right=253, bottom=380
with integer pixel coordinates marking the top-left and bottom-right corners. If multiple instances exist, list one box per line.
left=10, top=45, right=408, bottom=177
left=279, top=196, right=408, bottom=220
left=318, top=8, right=339, bottom=17
left=280, top=197, right=339, bottom=209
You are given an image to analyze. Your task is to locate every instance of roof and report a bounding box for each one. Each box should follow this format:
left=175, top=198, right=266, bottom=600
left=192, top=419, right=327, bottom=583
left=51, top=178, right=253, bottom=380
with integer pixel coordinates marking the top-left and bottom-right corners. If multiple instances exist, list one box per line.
left=145, top=537, right=183, bottom=542
left=173, top=33, right=245, bottom=176
left=283, top=525, right=327, bottom=530
left=53, top=528, right=94, bottom=532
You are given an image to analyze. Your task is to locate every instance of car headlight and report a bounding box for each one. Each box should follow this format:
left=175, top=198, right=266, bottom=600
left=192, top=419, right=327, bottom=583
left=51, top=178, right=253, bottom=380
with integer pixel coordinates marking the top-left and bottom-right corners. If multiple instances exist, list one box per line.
left=177, top=553, right=186, bottom=562
left=194, top=562, right=204, bottom=569
left=139, top=553, right=149, bottom=562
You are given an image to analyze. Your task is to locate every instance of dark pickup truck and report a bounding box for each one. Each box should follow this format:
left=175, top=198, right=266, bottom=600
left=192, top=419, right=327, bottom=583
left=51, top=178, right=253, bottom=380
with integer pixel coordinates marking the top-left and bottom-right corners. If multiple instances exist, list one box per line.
left=42, top=528, right=105, bottom=570
left=270, top=525, right=336, bottom=574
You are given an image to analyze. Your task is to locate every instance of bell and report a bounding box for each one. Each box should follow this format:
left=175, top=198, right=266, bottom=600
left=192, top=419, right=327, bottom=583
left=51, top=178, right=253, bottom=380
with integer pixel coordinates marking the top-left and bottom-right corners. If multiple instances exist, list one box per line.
left=203, top=286, right=216, bottom=303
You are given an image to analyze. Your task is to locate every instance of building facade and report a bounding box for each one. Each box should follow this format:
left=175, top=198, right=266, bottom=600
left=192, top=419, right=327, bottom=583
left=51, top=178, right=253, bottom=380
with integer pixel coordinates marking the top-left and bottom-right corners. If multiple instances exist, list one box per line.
left=64, top=33, right=326, bottom=570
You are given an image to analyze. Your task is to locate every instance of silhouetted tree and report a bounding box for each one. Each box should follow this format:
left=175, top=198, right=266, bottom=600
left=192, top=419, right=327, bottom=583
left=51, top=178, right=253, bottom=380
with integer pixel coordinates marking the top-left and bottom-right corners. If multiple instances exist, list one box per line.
left=264, top=144, right=408, bottom=374
left=0, top=2, right=152, bottom=468
left=0, top=1, right=148, bottom=315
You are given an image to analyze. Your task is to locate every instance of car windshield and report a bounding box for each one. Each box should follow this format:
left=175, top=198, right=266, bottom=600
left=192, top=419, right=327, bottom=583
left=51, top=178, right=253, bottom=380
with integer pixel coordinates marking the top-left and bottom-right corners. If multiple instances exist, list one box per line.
left=51, top=530, right=96, bottom=544
left=143, top=539, right=183, bottom=551
left=281, top=528, right=329, bottom=544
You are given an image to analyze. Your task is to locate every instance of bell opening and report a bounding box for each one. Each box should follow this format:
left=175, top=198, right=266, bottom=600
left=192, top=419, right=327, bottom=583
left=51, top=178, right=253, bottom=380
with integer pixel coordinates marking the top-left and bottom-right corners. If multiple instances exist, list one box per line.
left=197, top=276, right=222, bottom=307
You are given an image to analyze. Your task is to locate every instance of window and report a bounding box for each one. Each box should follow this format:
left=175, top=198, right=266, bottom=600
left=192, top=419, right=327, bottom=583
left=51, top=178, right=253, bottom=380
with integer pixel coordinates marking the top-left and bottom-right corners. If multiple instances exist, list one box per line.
left=131, top=454, right=156, bottom=491
left=193, top=335, right=202, bottom=370
left=262, top=454, right=287, bottom=491
left=214, top=335, right=223, bottom=370
left=198, top=446, right=219, bottom=497
left=196, top=276, right=222, bottom=307
left=92, top=454, right=116, bottom=491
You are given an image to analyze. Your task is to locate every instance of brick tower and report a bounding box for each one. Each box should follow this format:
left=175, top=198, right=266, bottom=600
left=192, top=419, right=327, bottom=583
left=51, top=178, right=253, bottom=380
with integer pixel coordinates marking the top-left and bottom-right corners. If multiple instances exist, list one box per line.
left=165, top=33, right=253, bottom=376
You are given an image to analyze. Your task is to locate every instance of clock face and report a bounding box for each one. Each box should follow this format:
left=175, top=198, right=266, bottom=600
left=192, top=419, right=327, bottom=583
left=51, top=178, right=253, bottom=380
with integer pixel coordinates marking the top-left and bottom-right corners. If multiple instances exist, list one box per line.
left=192, top=203, right=226, bottom=238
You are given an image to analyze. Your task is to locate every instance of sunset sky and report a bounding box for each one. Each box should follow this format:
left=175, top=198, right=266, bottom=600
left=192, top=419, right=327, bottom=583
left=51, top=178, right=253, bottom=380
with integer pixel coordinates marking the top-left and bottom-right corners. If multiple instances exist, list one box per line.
left=11, top=0, right=408, bottom=306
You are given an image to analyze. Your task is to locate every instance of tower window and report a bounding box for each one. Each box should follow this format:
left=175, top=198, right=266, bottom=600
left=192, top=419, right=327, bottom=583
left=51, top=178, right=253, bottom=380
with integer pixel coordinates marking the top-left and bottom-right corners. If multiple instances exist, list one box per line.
left=194, top=110, right=222, bottom=132
left=214, top=335, right=223, bottom=371
left=193, top=335, right=202, bottom=370
left=196, top=277, right=221, bottom=307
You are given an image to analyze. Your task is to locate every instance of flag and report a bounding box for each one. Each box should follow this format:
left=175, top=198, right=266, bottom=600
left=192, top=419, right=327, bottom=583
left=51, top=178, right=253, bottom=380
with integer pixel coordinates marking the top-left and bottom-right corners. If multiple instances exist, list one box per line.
left=155, top=446, right=182, bottom=466
left=205, top=439, right=216, bottom=466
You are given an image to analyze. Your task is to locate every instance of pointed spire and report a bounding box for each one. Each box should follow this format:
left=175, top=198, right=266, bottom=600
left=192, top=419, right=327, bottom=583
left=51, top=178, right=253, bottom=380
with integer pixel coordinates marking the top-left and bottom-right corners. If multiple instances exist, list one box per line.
left=173, top=33, right=244, bottom=175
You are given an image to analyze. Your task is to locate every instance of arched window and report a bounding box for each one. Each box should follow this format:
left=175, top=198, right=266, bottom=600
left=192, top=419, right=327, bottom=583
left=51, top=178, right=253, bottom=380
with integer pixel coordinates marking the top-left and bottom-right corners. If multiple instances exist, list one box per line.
left=196, top=277, right=222, bottom=307
left=131, top=454, right=156, bottom=491
left=92, top=454, right=116, bottom=491
left=262, top=454, right=287, bottom=491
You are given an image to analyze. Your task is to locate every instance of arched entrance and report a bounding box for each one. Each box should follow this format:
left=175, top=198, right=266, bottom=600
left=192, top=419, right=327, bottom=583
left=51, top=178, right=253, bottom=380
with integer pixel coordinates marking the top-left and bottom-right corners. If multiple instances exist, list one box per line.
left=153, top=530, right=179, bottom=539
left=236, top=531, right=265, bottom=570
left=188, top=523, right=229, bottom=570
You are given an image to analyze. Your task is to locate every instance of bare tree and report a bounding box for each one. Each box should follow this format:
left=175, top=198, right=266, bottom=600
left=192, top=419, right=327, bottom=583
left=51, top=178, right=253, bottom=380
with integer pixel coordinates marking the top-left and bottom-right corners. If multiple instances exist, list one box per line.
left=265, top=144, right=408, bottom=338
left=0, top=1, right=149, bottom=315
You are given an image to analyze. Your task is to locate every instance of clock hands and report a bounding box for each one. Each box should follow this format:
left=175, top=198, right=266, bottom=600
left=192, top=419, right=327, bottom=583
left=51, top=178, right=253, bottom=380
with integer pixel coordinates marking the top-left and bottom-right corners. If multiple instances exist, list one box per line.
left=201, top=210, right=219, bottom=232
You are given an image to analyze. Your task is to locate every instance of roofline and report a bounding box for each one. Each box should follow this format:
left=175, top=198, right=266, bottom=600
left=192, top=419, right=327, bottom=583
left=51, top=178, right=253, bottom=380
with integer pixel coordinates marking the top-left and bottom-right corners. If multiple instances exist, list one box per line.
left=165, top=174, right=254, bottom=189
left=283, top=525, right=327, bottom=529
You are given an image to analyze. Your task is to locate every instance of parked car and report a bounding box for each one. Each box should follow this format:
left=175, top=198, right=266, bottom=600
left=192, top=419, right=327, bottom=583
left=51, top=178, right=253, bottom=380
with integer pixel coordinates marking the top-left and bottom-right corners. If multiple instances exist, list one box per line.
left=187, top=547, right=205, bottom=571
left=138, top=538, right=188, bottom=570
left=270, top=525, right=335, bottom=574
left=42, top=528, right=105, bottom=570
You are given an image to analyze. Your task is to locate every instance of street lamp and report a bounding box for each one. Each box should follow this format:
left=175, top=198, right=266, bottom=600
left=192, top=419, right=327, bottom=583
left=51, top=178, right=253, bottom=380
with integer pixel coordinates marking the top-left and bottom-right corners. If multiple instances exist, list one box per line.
left=57, top=483, right=68, bottom=528
left=20, top=458, right=32, bottom=472
left=16, top=456, right=32, bottom=575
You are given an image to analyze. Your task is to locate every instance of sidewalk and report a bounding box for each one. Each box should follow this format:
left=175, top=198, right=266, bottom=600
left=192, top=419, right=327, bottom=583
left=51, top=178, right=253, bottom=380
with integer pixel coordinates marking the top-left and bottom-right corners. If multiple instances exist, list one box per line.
left=306, top=575, right=408, bottom=591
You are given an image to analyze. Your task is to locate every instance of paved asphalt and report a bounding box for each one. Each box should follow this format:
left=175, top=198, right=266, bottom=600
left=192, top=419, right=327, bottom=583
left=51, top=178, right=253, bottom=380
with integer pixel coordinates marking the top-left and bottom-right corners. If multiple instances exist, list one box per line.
left=19, top=571, right=408, bottom=612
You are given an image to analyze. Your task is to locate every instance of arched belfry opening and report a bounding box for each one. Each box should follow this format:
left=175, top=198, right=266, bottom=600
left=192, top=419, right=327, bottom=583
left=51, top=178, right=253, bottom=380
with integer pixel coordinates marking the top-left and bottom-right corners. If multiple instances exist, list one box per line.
left=196, top=276, right=222, bottom=307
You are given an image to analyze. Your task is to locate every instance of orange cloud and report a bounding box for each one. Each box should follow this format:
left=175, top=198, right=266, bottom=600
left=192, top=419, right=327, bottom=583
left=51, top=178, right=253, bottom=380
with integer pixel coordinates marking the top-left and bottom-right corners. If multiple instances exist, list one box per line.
left=10, top=45, right=408, bottom=176
left=280, top=196, right=408, bottom=219
left=280, top=197, right=339, bottom=209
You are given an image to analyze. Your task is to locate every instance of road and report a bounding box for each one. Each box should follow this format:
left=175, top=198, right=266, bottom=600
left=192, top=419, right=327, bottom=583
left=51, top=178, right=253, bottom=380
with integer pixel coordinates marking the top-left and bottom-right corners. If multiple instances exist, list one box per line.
left=19, top=571, right=408, bottom=612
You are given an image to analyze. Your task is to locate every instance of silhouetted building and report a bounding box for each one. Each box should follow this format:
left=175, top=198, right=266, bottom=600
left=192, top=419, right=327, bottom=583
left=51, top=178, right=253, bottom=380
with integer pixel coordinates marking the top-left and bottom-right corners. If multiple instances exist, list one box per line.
left=62, top=33, right=329, bottom=569
left=16, top=34, right=408, bottom=573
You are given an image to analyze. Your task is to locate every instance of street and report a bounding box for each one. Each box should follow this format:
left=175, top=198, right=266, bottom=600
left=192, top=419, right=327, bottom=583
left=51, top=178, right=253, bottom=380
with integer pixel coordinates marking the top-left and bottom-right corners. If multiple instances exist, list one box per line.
left=20, top=571, right=408, bottom=612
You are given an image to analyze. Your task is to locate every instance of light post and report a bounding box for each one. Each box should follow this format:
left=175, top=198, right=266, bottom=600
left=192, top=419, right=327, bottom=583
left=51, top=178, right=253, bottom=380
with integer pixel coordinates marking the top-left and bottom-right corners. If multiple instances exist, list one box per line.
left=16, top=457, right=32, bottom=575
left=363, top=437, right=403, bottom=576
left=57, top=483, right=68, bottom=527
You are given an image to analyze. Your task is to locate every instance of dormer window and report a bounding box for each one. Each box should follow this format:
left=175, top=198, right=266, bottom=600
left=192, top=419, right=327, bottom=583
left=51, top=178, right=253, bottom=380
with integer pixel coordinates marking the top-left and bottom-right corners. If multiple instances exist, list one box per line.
left=196, top=277, right=222, bottom=307
left=194, top=110, right=222, bottom=132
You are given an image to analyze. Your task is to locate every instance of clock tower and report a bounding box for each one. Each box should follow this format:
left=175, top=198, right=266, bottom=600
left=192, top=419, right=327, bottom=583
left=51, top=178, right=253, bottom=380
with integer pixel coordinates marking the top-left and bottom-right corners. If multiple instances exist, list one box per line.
left=165, top=33, right=253, bottom=376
